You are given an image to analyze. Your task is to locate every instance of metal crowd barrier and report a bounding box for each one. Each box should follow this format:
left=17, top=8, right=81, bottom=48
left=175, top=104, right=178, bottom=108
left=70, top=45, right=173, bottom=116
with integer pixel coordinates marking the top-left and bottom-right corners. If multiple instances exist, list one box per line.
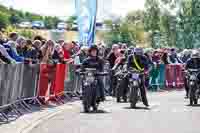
left=149, top=64, right=185, bottom=90
left=0, top=63, right=81, bottom=122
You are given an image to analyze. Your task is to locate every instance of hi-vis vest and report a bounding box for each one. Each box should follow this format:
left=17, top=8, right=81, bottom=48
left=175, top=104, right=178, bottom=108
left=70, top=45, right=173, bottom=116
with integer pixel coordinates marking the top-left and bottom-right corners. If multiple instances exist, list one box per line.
left=133, top=56, right=144, bottom=71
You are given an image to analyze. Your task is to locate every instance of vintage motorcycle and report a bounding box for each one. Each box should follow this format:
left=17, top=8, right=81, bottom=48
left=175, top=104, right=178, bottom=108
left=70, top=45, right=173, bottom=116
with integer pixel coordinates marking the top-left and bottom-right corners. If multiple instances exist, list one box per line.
left=186, top=69, right=200, bottom=105
left=129, top=69, right=148, bottom=108
left=79, top=68, right=107, bottom=113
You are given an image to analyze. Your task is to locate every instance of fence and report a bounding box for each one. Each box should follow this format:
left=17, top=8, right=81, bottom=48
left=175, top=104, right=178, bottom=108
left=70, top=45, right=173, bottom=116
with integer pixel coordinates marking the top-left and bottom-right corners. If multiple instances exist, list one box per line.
left=149, top=64, right=185, bottom=91
left=0, top=63, right=80, bottom=122
left=0, top=62, right=185, bottom=122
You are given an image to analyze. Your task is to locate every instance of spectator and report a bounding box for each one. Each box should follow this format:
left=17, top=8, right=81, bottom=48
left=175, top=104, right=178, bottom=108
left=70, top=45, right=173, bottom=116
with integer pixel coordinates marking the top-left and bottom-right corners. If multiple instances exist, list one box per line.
left=152, top=51, right=161, bottom=64
left=17, top=38, right=26, bottom=56
left=22, top=40, right=35, bottom=59
left=0, top=45, right=14, bottom=64
left=32, top=40, right=43, bottom=61
left=9, top=32, right=19, bottom=42
left=79, top=46, right=89, bottom=63
left=41, top=40, right=55, bottom=63
left=161, top=52, right=169, bottom=64
left=57, top=40, right=64, bottom=46
left=107, top=44, right=119, bottom=69
left=4, top=41, right=24, bottom=62
left=121, top=43, right=127, bottom=50
left=168, top=48, right=183, bottom=64
left=52, top=44, right=64, bottom=63
left=0, top=32, right=7, bottom=45
left=62, top=42, right=73, bottom=63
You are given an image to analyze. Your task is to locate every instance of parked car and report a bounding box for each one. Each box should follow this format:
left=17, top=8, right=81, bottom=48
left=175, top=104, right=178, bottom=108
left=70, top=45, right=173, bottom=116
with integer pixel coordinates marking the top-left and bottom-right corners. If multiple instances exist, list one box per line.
left=71, top=23, right=78, bottom=31
left=18, top=22, right=32, bottom=28
left=32, top=21, right=45, bottom=29
left=57, top=22, right=68, bottom=30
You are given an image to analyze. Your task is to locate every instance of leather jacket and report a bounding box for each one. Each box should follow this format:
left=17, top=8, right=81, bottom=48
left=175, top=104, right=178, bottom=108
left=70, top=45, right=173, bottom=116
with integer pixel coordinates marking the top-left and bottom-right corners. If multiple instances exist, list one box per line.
left=186, top=57, right=200, bottom=70
left=81, top=56, right=104, bottom=72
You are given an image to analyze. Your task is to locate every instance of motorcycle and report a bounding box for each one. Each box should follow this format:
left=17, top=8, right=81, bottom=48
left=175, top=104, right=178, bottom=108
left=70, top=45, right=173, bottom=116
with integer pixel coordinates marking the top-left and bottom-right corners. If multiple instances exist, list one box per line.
left=114, top=69, right=129, bottom=103
left=186, top=69, right=200, bottom=105
left=79, top=68, right=107, bottom=113
left=129, top=69, right=148, bottom=108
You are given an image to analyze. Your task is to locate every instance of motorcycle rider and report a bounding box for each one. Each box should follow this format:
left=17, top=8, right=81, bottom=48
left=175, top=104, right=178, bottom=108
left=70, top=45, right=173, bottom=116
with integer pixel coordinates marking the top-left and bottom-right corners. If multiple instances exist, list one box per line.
left=185, top=50, right=200, bottom=98
left=81, top=45, right=105, bottom=101
left=112, top=49, right=128, bottom=102
left=127, top=48, right=149, bottom=107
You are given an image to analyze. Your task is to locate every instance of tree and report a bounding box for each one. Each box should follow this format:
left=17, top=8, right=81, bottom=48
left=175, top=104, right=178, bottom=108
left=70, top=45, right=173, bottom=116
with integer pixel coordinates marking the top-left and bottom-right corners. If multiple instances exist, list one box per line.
left=126, top=10, right=145, bottom=24
left=44, top=16, right=60, bottom=29
left=9, top=13, right=21, bottom=24
left=144, top=0, right=161, bottom=47
left=0, top=11, right=9, bottom=30
left=66, top=16, right=77, bottom=30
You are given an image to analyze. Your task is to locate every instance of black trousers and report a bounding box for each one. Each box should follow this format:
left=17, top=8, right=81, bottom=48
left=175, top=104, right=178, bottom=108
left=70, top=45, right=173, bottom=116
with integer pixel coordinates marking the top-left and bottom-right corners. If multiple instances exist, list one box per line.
left=109, top=72, right=117, bottom=96
left=184, top=77, right=189, bottom=96
left=97, top=77, right=105, bottom=100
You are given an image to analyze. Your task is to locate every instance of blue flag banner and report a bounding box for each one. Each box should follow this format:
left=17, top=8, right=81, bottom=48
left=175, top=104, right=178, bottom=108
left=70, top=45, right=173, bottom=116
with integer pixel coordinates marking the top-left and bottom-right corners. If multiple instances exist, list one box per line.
left=75, top=0, right=97, bottom=46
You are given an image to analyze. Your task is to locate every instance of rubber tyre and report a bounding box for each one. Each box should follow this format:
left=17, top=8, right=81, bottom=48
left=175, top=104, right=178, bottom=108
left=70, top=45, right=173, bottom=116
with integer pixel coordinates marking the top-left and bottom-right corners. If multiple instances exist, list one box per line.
left=123, top=96, right=127, bottom=103
left=82, top=85, right=93, bottom=113
left=130, top=87, right=138, bottom=108
left=190, top=98, right=193, bottom=106
left=117, top=97, right=121, bottom=103
left=194, top=99, right=198, bottom=105
left=189, top=85, right=195, bottom=106
left=83, top=102, right=90, bottom=113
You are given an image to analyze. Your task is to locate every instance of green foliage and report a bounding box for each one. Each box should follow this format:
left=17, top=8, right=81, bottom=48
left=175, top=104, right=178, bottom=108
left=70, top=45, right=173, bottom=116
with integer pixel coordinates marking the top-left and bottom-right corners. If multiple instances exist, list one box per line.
left=18, top=29, right=36, bottom=39
left=103, top=21, right=135, bottom=47
left=44, top=16, right=60, bottom=29
left=66, top=16, right=77, bottom=30
left=0, top=4, right=61, bottom=30
left=0, top=11, right=10, bottom=30
left=9, top=14, right=21, bottom=24
left=4, top=25, right=17, bottom=35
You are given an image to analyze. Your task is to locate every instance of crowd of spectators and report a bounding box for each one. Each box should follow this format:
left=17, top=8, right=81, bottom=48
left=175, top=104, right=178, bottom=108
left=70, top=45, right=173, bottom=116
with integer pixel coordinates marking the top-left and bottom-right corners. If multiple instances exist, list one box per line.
left=0, top=31, right=193, bottom=68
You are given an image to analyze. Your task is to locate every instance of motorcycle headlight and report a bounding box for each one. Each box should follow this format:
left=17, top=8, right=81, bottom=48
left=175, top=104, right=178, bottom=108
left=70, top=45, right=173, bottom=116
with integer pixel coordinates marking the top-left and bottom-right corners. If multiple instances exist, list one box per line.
left=132, top=73, right=139, bottom=80
left=133, top=80, right=139, bottom=87
left=190, top=81, right=195, bottom=86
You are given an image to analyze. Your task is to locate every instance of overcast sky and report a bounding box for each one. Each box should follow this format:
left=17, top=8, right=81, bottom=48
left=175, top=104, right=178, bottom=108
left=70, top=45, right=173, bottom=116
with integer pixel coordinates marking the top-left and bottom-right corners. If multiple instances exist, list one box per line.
left=0, top=0, right=145, bottom=19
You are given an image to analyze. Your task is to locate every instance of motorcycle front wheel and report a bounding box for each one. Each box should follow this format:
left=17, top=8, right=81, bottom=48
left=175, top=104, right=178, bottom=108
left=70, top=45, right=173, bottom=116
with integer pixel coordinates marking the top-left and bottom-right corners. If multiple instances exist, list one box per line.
left=130, top=86, right=138, bottom=108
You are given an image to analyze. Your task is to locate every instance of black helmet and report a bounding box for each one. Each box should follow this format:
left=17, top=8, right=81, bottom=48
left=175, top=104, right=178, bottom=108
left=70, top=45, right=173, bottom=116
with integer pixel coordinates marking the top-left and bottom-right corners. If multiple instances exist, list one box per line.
left=88, top=45, right=99, bottom=54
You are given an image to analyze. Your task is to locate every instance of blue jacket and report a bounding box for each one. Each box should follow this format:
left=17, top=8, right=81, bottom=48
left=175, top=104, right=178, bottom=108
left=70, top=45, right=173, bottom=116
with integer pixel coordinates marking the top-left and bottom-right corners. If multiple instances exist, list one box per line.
left=3, top=44, right=24, bottom=62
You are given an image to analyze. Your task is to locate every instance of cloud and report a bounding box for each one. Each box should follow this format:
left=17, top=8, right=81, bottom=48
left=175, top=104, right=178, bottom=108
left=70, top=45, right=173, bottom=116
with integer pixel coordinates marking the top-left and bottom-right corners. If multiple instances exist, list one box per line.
left=112, top=0, right=145, bottom=16
left=0, top=0, right=145, bottom=18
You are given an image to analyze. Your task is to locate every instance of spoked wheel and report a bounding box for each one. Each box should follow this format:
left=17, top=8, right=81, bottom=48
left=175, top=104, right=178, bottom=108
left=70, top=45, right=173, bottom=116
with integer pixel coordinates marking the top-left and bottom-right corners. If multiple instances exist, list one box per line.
left=194, top=99, right=198, bottom=105
left=189, top=86, right=195, bottom=106
left=83, top=101, right=90, bottom=113
left=92, top=104, right=98, bottom=112
left=130, top=87, right=138, bottom=108
left=123, top=96, right=127, bottom=103
left=189, top=98, right=193, bottom=106
left=82, top=85, right=93, bottom=113
left=116, top=84, right=121, bottom=103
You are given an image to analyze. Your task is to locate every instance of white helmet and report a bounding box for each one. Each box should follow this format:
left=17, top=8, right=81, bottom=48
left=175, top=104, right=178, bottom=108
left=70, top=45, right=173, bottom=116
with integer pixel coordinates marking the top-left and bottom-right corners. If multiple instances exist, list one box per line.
left=191, top=50, right=199, bottom=58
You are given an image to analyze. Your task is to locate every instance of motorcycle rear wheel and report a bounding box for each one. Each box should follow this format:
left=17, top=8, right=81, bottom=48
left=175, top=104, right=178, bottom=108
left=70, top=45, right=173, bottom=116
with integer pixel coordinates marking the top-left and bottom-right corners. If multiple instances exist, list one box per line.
left=194, top=99, right=198, bottom=105
left=189, top=98, right=193, bottom=106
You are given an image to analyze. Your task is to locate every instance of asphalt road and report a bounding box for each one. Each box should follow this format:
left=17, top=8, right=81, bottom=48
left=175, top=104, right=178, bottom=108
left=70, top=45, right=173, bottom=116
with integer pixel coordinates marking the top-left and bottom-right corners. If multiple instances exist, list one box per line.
left=29, top=90, right=200, bottom=133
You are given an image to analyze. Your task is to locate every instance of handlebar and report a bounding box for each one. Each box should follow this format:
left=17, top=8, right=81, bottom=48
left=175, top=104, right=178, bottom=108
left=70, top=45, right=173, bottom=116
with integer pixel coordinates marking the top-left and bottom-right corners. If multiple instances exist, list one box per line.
left=128, top=69, right=144, bottom=74
left=78, top=71, right=108, bottom=76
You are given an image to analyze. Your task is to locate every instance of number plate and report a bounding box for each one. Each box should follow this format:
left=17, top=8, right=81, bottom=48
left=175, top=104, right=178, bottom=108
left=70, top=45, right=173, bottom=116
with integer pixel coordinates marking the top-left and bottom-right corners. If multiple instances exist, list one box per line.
left=132, top=73, right=139, bottom=80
